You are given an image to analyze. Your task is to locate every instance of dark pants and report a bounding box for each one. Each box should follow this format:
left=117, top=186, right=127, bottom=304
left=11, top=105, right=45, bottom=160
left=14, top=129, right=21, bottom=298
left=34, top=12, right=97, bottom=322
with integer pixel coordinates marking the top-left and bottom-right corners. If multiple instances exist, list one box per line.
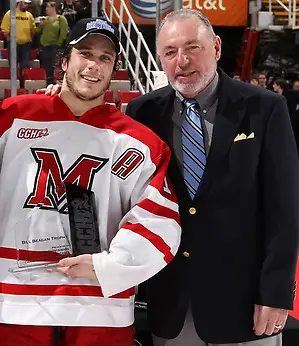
left=283, top=329, right=299, bottom=345
left=7, top=41, right=31, bottom=68
left=40, top=45, right=59, bottom=85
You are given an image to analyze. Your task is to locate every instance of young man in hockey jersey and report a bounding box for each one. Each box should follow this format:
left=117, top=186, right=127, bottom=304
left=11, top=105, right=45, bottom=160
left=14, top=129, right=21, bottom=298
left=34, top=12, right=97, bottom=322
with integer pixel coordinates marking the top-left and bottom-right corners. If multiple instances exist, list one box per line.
left=0, top=18, right=181, bottom=346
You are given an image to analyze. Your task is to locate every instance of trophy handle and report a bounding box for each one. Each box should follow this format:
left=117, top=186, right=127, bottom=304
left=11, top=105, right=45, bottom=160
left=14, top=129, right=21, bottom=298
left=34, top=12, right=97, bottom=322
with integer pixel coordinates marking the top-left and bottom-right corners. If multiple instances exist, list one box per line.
left=8, top=262, right=60, bottom=273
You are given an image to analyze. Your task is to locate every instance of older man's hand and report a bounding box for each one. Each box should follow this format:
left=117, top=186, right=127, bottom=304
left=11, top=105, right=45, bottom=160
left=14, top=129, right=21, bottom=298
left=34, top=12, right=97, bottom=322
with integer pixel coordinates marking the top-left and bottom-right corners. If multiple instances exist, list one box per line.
left=253, top=304, right=288, bottom=336
left=36, top=84, right=61, bottom=96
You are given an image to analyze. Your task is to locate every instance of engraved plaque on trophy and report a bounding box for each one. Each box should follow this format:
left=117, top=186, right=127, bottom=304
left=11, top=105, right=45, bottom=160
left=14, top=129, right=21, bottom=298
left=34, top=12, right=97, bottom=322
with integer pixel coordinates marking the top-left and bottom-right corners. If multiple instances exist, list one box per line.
left=65, top=182, right=101, bottom=256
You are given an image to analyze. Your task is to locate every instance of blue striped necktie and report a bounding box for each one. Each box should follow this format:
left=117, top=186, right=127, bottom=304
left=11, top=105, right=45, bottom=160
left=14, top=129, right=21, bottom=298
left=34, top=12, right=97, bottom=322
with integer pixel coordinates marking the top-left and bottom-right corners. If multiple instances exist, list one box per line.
left=182, top=99, right=207, bottom=199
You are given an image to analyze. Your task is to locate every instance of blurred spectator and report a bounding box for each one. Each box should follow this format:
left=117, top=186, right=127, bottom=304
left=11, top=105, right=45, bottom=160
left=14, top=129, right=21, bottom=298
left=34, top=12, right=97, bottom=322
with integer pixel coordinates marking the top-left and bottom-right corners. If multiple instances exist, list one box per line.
left=258, top=72, right=267, bottom=88
left=0, top=0, right=9, bottom=17
left=267, top=75, right=274, bottom=85
left=231, top=72, right=241, bottom=81
left=249, top=75, right=259, bottom=86
left=28, top=0, right=42, bottom=18
left=76, top=0, right=104, bottom=21
left=40, top=0, right=48, bottom=16
left=60, top=0, right=80, bottom=29
left=273, top=78, right=288, bottom=96
left=1, top=0, right=36, bottom=68
left=38, top=1, right=68, bottom=85
left=266, top=75, right=275, bottom=90
left=293, top=80, right=299, bottom=92
left=0, top=0, right=9, bottom=19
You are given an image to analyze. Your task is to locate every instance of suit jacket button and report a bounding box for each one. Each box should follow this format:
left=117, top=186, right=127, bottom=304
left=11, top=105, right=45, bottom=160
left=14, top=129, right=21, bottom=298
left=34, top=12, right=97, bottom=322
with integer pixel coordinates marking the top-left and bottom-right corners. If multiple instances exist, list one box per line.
left=183, top=251, right=190, bottom=258
left=189, top=207, right=196, bottom=215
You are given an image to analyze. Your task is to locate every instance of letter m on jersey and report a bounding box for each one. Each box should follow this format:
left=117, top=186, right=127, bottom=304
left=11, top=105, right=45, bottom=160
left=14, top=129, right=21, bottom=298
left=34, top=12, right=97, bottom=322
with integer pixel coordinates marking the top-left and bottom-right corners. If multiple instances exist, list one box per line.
left=24, top=148, right=108, bottom=210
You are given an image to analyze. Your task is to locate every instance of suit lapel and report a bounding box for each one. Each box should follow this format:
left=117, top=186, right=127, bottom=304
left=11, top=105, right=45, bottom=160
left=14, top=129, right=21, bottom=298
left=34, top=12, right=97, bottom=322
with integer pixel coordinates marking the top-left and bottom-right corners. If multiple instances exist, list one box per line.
left=152, top=85, right=175, bottom=147
left=193, top=71, right=247, bottom=200
left=152, top=86, right=189, bottom=199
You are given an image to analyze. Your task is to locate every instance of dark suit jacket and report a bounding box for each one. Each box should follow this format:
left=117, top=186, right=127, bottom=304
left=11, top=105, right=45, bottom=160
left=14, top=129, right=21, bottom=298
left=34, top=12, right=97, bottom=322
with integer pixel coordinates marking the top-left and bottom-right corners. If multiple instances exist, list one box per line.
left=126, top=71, right=299, bottom=344
left=285, top=90, right=299, bottom=155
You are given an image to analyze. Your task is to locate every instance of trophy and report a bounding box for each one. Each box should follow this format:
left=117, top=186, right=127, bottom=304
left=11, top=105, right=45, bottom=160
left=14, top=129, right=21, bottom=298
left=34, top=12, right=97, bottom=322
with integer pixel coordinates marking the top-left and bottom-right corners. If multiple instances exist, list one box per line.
left=65, top=182, right=101, bottom=256
left=9, top=182, right=101, bottom=276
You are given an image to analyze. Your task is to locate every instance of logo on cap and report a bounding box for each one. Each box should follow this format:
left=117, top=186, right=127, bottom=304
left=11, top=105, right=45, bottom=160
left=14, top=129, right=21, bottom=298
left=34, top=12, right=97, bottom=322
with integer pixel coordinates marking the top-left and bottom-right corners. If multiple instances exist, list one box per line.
left=86, top=19, right=115, bottom=34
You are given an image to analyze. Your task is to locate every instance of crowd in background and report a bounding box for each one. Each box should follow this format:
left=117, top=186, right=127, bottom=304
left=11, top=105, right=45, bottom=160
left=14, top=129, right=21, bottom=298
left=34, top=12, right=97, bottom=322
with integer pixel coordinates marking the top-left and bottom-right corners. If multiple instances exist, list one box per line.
left=0, top=0, right=103, bottom=23
left=230, top=71, right=299, bottom=156
left=0, top=0, right=103, bottom=84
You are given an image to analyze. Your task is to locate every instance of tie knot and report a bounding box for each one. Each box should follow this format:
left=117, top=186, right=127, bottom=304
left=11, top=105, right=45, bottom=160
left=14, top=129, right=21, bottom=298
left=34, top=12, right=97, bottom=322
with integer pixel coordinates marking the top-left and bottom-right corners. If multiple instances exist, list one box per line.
left=183, top=98, right=199, bottom=110
left=183, top=99, right=201, bottom=113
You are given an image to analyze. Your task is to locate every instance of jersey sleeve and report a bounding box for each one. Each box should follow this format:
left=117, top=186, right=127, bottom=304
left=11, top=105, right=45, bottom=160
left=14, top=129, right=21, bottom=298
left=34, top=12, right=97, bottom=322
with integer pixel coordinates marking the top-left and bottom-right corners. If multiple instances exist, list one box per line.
left=92, top=144, right=181, bottom=297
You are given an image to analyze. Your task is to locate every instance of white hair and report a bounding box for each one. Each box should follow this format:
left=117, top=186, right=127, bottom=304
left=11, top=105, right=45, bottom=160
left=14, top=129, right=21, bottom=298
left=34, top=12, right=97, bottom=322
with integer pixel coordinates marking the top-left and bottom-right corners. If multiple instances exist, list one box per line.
left=157, top=8, right=216, bottom=44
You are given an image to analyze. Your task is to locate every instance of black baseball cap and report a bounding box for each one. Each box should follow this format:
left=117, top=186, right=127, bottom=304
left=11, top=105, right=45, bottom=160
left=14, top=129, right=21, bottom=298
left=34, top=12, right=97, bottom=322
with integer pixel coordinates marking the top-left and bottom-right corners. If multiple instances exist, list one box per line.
left=65, top=18, right=120, bottom=55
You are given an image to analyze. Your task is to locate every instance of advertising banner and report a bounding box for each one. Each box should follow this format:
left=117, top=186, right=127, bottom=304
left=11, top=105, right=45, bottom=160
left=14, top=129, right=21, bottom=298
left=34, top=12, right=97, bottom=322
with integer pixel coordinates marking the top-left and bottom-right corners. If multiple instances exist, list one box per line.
left=107, top=0, right=249, bottom=27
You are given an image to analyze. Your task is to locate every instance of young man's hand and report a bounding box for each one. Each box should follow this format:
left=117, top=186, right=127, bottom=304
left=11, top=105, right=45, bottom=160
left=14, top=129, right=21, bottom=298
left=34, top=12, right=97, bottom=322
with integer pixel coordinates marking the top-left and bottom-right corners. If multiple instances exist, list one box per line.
left=49, top=254, right=98, bottom=282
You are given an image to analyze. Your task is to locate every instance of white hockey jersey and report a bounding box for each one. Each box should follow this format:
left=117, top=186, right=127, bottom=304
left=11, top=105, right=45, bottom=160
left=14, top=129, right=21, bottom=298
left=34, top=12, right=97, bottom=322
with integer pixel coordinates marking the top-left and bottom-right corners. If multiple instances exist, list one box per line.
left=0, top=94, right=181, bottom=327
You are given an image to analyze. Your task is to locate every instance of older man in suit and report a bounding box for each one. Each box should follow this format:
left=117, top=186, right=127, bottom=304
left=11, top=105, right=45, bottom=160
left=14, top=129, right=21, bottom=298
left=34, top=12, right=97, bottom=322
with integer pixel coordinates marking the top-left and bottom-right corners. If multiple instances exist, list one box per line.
left=126, top=8, right=299, bottom=346
left=41, top=8, right=299, bottom=346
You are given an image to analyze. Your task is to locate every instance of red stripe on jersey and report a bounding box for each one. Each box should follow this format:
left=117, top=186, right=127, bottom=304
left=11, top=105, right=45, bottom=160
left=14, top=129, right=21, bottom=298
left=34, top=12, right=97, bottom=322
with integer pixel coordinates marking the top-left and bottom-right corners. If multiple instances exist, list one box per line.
left=122, top=222, right=174, bottom=263
left=0, top=247, right=69, bottom=262
left=0, top=282, right=135, bottom=299
left=85, top=112, right=170, bottom=166
left=138, top=198, right=180, bottom=226
left=150, top=171, right=178, bottom=204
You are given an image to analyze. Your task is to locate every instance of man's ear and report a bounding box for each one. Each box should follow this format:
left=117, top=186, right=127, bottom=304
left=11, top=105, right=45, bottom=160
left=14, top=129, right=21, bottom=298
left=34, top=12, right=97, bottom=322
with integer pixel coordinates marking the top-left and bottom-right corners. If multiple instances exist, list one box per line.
left=61, top=57, right=68, bottom=72
left=214, top=35, right=222, bottom=61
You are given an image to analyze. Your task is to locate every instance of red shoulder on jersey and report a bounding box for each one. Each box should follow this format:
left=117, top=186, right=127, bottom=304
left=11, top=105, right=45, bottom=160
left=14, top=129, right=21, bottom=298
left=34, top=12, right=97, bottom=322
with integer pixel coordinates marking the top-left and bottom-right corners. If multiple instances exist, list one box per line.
left=87, top=107, right=171, bottom=166
left=0, top=94, right=58, bottom=136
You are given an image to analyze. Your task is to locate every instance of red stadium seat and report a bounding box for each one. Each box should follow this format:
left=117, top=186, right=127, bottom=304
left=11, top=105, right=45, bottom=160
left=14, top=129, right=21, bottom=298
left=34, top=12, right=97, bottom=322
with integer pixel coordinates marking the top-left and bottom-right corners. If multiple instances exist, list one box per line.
left=23, top=68, right=46, bottom=80
left=118, top=90, right=141, bottom=104
left=23, top=68, right=46, bottom=93
left=113, top=69, right=129, bottom=80
left=4, top=88, right=28, bottom=98
left=0, top=68, right=21, bottom=99
left=0, top=32, right=4, bottom=41
left=1, top=48, right=38, bottom=60
left=110, top=80, right=131, bottom=98
left=118, top=90, right=141, bottom=113
left=0, top=67, right=12, bottom=80
left=0, top=67, right=20, bottom=79
left=104, top=90, right=114, bottom=103
left=0, top=49, right=8, bottom=59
